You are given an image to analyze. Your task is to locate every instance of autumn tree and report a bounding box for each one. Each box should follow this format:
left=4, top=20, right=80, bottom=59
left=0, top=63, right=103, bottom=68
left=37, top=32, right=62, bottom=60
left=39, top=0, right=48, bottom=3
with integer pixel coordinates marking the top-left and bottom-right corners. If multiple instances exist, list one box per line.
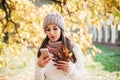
left=0, top=0, right=44, bottom=67
left=0, top=0, right=120, bottom=68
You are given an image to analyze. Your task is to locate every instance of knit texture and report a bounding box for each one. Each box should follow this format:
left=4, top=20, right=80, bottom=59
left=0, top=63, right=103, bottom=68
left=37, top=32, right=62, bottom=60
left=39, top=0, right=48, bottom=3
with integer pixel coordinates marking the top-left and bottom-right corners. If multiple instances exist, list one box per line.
left=34, top=43, right=86, bottom=80
left=43, top=12, right=66, bottom=31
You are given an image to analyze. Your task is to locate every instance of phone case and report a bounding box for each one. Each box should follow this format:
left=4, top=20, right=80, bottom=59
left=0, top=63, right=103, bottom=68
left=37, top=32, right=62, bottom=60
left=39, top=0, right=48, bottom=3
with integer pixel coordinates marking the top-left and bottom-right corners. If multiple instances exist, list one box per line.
left=40, top=48, right=50, bottom=57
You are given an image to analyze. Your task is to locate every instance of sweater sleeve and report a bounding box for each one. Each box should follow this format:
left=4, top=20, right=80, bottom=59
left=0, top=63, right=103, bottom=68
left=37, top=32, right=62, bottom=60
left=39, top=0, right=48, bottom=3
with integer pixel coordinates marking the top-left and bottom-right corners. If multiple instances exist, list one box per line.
left=34, top=52, right=45, bottom=80
left=68, top=43, right=86, bottom=80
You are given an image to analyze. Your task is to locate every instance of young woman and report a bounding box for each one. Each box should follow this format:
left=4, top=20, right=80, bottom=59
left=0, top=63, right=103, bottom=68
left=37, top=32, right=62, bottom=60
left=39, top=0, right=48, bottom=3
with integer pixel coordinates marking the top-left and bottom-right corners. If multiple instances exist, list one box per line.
left=34, top=12, right=86, bottom=80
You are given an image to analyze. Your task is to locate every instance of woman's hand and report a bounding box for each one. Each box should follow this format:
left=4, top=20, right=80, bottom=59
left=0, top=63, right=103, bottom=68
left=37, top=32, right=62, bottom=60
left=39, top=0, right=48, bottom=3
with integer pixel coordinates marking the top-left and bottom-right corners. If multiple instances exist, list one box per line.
left=53, top=59, right=70, bottom=72
left=37, top=53, right=51, bottom=68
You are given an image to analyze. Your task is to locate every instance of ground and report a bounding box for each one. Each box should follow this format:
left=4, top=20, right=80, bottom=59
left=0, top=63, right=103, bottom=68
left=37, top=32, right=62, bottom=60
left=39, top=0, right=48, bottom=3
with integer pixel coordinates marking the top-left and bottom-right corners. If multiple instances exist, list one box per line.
left=0, top=43, right=120, bottom=80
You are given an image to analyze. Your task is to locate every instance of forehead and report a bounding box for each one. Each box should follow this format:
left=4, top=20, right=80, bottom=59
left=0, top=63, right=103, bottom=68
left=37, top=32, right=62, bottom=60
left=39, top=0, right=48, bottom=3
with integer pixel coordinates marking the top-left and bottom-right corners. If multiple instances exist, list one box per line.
left=46, top=24, right=58, bottom=28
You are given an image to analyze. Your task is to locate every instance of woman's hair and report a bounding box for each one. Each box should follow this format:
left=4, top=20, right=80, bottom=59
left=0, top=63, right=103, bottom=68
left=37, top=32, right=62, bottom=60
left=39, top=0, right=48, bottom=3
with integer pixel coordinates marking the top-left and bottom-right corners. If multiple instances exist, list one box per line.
left=37, top=31, right=77, bottom=63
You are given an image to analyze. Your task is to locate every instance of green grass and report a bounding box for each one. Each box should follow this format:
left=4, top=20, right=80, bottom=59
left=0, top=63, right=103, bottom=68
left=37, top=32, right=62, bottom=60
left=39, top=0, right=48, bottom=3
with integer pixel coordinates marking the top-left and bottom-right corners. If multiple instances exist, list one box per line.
left=93, top=43, right=120, bottom=72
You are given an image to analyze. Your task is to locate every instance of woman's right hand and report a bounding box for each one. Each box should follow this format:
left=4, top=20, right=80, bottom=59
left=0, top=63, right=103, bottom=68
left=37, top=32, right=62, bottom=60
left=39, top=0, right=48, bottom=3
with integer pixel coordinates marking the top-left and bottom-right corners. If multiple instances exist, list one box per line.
left=37, top=53, right=51, bottom=68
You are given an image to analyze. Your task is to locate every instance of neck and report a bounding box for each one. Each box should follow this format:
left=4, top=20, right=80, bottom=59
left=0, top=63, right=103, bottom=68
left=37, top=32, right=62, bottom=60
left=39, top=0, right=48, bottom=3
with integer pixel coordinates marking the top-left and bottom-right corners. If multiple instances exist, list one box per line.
left=48, top=40, right=62, bottom=48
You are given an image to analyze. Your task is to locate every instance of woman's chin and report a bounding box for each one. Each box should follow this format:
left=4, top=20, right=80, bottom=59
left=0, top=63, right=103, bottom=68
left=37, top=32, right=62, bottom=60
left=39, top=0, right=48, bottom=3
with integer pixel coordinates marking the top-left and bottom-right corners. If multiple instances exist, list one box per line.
left=50, top=39, right=58, bottom=42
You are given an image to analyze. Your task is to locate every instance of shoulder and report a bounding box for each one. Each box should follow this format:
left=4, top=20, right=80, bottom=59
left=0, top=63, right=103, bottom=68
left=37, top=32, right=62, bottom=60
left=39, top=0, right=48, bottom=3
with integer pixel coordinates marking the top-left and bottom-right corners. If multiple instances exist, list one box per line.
left=72, top=42, right=83, bottom=55
left=71, top=42, right=80, bottom=49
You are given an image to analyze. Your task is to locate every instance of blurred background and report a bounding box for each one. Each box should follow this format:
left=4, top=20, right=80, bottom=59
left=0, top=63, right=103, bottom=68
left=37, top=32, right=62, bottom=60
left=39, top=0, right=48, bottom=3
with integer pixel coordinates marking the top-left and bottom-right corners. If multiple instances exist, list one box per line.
left=0, top=0, right=120, bottom=80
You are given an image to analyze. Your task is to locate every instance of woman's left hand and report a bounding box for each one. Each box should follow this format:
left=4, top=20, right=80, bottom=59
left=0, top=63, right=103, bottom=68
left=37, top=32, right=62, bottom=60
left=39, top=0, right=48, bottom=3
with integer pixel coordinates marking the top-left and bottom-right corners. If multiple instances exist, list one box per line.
left=53, top=59, right=70, bottom=72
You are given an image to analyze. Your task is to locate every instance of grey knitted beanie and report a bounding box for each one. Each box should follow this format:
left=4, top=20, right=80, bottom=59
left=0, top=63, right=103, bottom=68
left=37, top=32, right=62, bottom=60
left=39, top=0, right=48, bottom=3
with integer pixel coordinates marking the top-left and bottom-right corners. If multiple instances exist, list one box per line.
left=43, top=12, right=66, bottom=31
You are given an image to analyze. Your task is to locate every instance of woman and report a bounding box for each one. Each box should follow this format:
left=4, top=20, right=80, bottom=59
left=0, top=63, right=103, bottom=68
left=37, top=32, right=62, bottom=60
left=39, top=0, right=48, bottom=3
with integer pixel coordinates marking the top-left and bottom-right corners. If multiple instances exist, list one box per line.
left=34, top=12, right=86, bottom=80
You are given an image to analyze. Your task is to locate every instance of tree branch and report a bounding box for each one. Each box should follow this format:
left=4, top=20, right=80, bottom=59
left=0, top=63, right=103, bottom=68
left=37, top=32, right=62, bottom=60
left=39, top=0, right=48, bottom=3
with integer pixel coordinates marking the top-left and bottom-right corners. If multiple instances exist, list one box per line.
left=2, top=0, right=12, bottom=32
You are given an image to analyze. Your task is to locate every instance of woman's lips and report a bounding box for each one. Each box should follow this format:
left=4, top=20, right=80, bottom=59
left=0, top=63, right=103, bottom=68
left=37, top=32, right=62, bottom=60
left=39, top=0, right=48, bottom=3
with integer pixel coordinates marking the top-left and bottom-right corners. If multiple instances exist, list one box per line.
left=51, top=36, right=55, bottom=39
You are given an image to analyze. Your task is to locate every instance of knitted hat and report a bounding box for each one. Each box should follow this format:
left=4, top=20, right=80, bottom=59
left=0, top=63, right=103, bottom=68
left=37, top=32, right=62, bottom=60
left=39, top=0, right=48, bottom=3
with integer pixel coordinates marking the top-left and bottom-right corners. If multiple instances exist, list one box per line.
left=43, top=12, right=66, bottom=31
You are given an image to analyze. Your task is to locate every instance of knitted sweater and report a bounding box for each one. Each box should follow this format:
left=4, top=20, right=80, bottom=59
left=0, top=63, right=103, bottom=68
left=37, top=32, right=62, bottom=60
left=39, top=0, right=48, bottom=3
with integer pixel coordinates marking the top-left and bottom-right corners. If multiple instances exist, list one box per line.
left=34, top=43, right=86, bottom=80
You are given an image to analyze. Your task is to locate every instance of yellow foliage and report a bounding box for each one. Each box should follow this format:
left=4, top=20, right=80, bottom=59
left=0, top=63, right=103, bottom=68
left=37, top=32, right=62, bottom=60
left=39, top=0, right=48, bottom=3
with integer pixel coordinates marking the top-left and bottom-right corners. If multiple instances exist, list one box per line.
left=4, top=22, right=15, bottom=33
left=0, top=0, right=119, bottom=68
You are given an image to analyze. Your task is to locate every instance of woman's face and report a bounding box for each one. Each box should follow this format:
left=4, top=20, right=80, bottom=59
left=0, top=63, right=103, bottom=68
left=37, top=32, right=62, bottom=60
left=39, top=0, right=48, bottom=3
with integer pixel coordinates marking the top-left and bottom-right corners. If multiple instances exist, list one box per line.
left=45, top=24, right=61, bottom=42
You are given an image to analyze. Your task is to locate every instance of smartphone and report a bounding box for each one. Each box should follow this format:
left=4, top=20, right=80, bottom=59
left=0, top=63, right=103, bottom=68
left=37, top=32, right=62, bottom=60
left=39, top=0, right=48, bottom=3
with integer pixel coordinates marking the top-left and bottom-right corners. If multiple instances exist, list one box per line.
left=40, top=48, right=50, bottom=58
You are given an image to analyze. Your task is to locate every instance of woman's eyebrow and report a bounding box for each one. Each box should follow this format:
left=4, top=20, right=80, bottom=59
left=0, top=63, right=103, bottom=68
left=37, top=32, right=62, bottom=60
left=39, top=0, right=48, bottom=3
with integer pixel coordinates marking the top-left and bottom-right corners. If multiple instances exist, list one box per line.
left=53, top=25, right=58, bottom=28
left=45, top=27, right=50, bottom=29
left=46, top=26, right=49, bottom=28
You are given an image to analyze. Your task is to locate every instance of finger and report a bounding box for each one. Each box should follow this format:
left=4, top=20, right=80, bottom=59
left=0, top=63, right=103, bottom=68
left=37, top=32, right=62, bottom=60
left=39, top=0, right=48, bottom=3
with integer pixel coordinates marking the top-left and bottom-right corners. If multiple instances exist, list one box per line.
left=52, top=56, right=57, bottom=59
left=58, top=66, right=68, bottom=70
left=44, top=56, right=51, bottom=63
left=43, top=56, right=49, bottom=59
left=57, top=66, right=69, bottom=72
left=57, top=52, right=63, bottom=59
left=55, top=62, right=69, bottom=70
left=57, top=60, right=68, bottom=64
left=52, top=58, right=58, bottom=62
left=57, top=52, right=61, bottom=57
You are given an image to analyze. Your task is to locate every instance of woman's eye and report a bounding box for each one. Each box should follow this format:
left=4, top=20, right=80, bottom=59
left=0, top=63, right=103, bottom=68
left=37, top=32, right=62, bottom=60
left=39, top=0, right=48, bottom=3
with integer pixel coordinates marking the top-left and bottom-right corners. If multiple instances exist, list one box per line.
left=54, top=28, right=58, bottom=30
left=46, top=29, right=50, bottom=31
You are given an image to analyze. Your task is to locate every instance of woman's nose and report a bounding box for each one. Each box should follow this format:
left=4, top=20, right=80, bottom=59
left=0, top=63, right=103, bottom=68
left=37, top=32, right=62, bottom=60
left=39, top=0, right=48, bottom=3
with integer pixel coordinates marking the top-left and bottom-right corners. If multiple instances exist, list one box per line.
left=50, top=30, right=54, bottom=34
